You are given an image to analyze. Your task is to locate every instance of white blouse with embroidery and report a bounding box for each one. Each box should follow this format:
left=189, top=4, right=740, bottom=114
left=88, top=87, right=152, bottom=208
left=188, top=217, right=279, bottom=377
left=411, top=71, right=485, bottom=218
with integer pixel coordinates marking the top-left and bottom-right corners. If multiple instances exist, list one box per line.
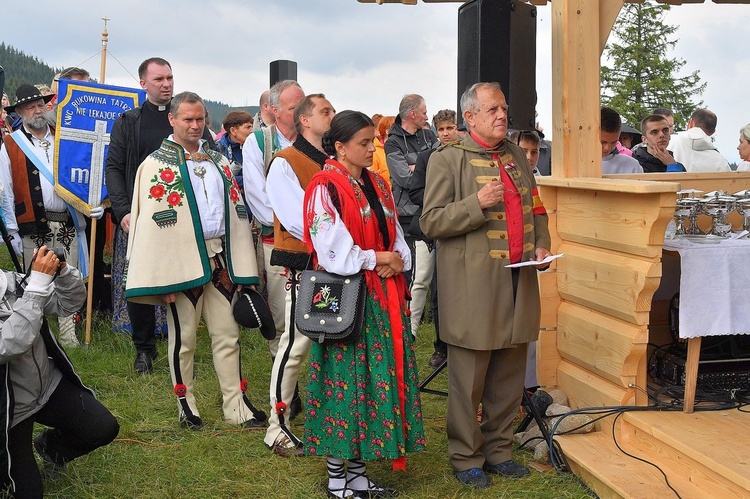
left=307, top=183, right=411, bottom=276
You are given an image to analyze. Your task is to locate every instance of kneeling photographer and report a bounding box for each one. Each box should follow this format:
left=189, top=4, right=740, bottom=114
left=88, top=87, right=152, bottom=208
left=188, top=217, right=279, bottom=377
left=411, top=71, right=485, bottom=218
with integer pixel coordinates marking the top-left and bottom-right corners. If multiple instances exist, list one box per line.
left=0, top=246, right=119, bottom=498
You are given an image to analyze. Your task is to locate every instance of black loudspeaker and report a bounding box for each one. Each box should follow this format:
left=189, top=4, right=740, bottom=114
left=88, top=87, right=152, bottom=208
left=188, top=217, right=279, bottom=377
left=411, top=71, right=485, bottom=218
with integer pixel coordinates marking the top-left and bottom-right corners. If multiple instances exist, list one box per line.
left=457, top=0, right=537, bottom=129
left=269, top=60, right=298, bottom=87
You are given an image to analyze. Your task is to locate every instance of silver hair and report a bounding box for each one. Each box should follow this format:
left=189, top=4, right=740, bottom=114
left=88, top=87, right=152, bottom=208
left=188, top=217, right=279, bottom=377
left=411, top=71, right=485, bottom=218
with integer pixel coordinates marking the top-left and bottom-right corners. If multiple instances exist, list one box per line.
left=21, top=109, right=55, bottom=130
left=170, top=91, right=204, bottom=117
left=741, top=124, right=750, bottom=143
left=398, top=94, right=424, bottom=121
left=460, top=82, right=503, bottom=115
left=269, top=80, right=303, bottom=109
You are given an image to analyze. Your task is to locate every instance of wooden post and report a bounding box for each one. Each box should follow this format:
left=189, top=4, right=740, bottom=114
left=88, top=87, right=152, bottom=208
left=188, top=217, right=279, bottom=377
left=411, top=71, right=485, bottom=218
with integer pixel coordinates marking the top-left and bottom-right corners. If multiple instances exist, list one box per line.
left=84, top=17, right=109, bottom=347
left=683, top=336, right=702, bottom=413
left=551, top=0, right=603, bottom=179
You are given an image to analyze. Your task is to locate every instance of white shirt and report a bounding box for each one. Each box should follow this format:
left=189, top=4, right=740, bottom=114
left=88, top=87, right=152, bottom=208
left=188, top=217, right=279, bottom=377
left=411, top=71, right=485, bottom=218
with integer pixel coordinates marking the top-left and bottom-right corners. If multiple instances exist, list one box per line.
left=172, top=136, right=225, bottom=240
left=307, top=183, right=411, bottom=276
left=241, top=127, right=293, bottom=226
left=0, top=126, right=67, bottom=233
left=266, top=156, right=308, bottom=241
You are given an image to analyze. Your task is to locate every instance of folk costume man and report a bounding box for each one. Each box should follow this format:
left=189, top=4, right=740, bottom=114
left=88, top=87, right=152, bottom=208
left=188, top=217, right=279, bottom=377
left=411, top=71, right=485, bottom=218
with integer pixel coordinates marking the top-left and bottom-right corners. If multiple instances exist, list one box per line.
left=242, top=80, right=305, bottom=359
left=106, top=57, right=214, bottom=374
left=421, top=83, right=552, bottom=489
left=0, top=84, right=100, bottom=348
left=264, top=93, right=335, bottom=457
left=125, top=92, right=261, bottom=429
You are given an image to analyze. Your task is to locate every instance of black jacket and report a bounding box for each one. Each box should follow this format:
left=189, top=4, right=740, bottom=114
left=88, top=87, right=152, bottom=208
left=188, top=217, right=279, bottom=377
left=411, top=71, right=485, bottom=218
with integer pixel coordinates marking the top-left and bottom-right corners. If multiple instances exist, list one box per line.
left=407, top=148, right=434, bottom=242
left=384, top=116, right=437, bottom=227
left=632, top=146, right=685, bottom=173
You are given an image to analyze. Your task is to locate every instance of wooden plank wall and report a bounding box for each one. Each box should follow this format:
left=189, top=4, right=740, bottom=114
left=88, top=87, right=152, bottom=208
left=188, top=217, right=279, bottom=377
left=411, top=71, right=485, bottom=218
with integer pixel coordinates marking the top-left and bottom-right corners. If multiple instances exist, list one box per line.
left=537, top=178, right=678, bottom=423
left=538, top=173, right=750, bottom=430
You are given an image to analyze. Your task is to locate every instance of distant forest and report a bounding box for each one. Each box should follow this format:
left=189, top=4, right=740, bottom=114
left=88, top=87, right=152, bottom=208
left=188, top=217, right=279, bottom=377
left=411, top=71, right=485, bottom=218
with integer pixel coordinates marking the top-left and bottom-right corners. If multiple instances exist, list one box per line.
left=1, top=43, right=256, bottom=132
left=1, top=43, right=58, bottom=98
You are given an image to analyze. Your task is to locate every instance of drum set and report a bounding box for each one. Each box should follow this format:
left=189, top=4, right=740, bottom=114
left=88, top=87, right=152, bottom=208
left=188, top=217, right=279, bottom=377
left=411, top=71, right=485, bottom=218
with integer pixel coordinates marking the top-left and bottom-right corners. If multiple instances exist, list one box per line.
left=673, top=189, right=750, bottom=237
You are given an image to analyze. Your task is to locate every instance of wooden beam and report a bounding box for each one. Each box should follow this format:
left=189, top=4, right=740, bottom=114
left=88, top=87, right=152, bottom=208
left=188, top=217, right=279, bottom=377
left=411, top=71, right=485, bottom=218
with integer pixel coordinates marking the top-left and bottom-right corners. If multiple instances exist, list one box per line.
left=357, top=0, right=418, bottom=4
left=557, top=301, right=648, bottom=388
left=537, top=329, right=560, bottom=386
left=557, top=359, right=635, bottom=412
left=555, top=188, right=676, bottom=258
left=557, top=242, right=662, bottom=324
left=551, top=0, right=602, bottom=178
left=599, top=0, right=624, bottom=55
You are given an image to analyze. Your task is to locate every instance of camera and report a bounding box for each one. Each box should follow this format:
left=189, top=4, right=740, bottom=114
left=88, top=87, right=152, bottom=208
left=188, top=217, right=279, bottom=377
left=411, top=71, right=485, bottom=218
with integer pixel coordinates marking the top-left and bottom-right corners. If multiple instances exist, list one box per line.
left=49, top=247, right=66, bottom=263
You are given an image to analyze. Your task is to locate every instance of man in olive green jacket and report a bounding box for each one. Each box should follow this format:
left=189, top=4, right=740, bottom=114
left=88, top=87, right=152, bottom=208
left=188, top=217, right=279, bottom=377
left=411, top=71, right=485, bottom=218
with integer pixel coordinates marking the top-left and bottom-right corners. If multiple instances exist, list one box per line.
left=420, top=82, right=551, bottom=489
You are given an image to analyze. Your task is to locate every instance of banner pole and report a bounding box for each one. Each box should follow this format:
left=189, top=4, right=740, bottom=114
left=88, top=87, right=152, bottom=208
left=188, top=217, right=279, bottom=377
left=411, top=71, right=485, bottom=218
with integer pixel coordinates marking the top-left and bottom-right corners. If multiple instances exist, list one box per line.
left=84, top=218, right=97, bottom=347
left=84, top=17, right=109, bottom=349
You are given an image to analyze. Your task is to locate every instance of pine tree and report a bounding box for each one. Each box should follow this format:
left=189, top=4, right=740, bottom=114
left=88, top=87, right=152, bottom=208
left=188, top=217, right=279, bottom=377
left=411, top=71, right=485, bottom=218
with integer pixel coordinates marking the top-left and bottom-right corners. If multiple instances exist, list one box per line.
left=600, top=1, right=705, bottom=130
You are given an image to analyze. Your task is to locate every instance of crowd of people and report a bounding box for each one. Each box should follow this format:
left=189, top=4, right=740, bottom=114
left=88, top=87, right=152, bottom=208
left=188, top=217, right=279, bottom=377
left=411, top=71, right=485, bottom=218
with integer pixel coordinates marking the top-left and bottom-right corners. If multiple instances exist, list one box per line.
left=1, top=55, right=749, bottom=498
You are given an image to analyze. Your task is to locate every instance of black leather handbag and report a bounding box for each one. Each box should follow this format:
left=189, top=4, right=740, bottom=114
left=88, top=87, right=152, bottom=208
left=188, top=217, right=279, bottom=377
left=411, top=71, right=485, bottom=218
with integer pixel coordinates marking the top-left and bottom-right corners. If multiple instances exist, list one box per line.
left=295, top=270, right=366, bottom=344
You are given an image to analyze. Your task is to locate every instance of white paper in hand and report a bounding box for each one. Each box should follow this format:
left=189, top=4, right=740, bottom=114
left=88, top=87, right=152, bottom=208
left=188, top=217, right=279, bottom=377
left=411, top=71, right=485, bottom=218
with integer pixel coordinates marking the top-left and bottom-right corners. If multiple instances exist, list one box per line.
left=504, top=253, right=564, bottom=268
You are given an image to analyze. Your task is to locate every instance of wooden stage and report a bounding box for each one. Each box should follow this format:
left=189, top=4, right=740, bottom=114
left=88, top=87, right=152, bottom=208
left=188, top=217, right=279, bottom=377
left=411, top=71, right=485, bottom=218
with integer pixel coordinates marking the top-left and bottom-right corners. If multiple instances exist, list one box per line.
left=535, top=172, right=750, bottom=499
left=557, top=408, right=750, bottom=498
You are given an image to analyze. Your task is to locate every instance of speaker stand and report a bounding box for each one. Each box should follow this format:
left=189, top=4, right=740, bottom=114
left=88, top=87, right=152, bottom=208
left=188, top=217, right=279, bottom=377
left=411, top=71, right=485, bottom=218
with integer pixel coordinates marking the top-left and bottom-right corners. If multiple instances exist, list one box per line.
left=518, top=389, right=570, bottom=472
left=418, top=358, right=448, bottom=396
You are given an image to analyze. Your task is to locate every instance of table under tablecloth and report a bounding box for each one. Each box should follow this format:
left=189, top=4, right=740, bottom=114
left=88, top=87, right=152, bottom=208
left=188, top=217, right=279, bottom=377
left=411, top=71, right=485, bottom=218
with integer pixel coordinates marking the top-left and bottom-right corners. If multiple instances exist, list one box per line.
left=662, top=237, right=750, bottom=339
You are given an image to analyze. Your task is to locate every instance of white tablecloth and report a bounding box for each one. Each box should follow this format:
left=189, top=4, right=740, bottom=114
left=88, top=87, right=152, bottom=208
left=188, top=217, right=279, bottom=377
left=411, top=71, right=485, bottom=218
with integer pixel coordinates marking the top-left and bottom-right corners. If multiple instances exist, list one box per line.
left=662, top=237, right=750, bottom=338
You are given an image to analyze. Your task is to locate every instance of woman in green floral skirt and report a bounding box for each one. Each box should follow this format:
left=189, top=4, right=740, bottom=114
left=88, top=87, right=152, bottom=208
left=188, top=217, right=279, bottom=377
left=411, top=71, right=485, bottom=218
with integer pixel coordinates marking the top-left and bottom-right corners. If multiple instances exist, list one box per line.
left=302, top=111, right=426, bottom=498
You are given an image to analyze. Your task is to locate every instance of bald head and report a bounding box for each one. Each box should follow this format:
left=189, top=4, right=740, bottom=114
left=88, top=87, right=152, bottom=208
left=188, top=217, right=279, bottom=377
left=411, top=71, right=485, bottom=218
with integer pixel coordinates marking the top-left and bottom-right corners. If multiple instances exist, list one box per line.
left=689, top=109, right=718, bottom=136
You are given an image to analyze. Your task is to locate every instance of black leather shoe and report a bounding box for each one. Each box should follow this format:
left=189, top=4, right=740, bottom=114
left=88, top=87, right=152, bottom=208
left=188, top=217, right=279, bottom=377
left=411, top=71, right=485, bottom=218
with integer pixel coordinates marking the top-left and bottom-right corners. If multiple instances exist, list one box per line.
left=179, top=414, right=204, bottom=430
left=428, top=350, right=447, bottom=368
left=133, top=352, right=153, bottom=374
left=455, top=467, right=491, bottom=488
left=241, top=418, right=266, bottom=429
left=483, top=460, right=530, bottom=479
left=349, top=481, right=398, bottom=498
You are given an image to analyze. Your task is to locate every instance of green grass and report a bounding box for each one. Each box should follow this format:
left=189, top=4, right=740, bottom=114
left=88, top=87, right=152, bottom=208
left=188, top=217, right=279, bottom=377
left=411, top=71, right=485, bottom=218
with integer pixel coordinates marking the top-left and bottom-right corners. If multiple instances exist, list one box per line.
left=2, top=248, right=593, bottom=498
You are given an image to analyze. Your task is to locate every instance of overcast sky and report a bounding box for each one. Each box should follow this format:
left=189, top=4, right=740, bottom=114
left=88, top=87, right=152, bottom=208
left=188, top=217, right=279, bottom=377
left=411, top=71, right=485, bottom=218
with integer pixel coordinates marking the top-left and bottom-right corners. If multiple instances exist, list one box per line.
left=3, top=0, right=747, bottom=163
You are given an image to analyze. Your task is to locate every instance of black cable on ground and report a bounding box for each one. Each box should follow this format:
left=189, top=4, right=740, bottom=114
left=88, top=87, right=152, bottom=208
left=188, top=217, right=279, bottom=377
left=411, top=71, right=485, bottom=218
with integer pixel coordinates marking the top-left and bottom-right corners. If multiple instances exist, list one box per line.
left=544, top=383, right=743, bottom=499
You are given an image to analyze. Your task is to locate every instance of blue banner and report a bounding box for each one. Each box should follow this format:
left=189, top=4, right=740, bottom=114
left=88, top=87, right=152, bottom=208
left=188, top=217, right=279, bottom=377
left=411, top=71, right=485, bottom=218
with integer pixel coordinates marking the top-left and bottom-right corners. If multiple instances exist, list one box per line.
left=54, top=79, right=146, bottom=214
